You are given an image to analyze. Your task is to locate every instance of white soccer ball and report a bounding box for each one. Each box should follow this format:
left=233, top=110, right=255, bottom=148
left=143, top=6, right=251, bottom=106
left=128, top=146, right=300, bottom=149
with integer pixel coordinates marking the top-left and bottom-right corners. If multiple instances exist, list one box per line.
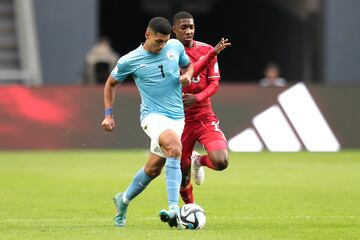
left=177, top=203, right=206, bottom=230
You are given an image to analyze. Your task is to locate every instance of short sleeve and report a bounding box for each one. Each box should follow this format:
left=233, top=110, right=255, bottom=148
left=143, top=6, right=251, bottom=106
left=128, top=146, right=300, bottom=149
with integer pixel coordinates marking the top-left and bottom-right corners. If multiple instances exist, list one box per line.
left=111, top=56, right=133, bottom=82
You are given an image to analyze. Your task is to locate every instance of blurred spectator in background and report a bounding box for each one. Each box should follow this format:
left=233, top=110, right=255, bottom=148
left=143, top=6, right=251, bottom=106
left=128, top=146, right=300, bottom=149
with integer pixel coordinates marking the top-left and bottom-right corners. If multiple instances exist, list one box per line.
left=83, top=37, right=119, bottom=85
left=259, top=62, right=287, bottom=87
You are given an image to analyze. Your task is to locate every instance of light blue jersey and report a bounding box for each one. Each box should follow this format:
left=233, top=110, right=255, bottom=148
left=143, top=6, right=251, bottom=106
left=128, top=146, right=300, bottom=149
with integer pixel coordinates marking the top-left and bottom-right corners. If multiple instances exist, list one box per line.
left=111, top=39, right=190, bottom=121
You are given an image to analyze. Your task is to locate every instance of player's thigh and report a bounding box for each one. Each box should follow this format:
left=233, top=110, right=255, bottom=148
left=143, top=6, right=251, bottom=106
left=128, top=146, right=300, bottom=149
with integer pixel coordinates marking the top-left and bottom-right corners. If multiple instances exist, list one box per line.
left=181, top=123, right=198, bottom=170
left=141, top=113, right=184, bottom=158
left=158, top=129, right=182, bottom=158
left=198, top=117, right=228, bottom=152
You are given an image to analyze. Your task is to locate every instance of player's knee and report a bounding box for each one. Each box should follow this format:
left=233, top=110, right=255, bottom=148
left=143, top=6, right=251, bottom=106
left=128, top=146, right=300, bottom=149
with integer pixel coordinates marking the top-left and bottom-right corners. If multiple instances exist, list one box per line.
left=215, top=158, right=228, bottom=171
left=147, top=169, right=161, bottom=178
left=163, top=143, right=182, bottom=158
left=144, top=165, right=162, bottom=178
left=211, top=153, right=229, bottom=171
left=169, top=146, right=182, bottom=158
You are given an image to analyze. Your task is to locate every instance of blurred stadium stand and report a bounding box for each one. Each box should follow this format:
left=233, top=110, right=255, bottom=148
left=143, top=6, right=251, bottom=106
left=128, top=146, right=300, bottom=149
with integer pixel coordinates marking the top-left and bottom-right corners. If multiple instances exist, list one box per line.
left=0, top=0, right=17, bottom=78
left=0, top=0, right=41, bottom=85
left=0, top=0, right=358, bottom=85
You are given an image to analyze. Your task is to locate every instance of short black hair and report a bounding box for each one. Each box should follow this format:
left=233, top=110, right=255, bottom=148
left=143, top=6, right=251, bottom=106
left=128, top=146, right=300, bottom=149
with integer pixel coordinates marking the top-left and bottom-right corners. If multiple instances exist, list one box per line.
left=148, top=17, right=171, bottom=35
left=266, top=62, right=280, bottom=70
left=173, top=11, right=193, bottom=25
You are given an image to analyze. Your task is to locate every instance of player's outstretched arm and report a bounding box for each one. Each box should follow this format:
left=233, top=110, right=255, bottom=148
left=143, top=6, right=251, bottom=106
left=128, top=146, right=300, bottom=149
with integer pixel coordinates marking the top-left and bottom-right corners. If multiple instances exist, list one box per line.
left=192, top=39, right=232, bottom=103
left=101, top=75, right=119, bottom=132
left=193, top=38, right=231, bottom=76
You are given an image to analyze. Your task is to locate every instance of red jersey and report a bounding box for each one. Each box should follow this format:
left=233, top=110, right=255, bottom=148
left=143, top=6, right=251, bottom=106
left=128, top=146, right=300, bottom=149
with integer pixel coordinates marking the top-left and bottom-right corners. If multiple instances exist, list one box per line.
left=183, top=40, right=221, bottom=122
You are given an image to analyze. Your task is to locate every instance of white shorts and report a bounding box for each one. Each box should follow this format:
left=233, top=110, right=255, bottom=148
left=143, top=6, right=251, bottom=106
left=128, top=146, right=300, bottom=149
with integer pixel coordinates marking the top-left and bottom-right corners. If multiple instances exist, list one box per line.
left=141, top=113, right=185, bottom=158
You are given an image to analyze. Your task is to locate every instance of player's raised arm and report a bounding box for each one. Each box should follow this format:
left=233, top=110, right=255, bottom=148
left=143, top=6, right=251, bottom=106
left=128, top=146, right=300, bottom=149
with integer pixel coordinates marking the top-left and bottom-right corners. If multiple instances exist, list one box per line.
left=193, top=38, right=231, bottom=77
left=101, top=75, right=119, bottom=132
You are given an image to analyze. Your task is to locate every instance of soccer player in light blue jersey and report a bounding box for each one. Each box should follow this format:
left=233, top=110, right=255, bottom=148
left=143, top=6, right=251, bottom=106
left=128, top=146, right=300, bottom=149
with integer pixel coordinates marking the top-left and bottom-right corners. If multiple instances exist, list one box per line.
left=101, top=17, right=193, bottom=228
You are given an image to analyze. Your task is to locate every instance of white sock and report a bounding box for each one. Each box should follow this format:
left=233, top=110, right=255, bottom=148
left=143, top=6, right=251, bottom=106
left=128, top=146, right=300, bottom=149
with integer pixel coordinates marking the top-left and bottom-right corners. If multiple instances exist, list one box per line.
left=122, top=192, right=130, bottom=205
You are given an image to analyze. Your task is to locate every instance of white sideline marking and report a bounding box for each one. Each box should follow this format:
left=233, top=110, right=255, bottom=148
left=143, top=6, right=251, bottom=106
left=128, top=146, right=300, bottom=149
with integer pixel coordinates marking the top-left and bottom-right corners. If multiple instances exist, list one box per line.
left=1, top=216, right=358, bottom=223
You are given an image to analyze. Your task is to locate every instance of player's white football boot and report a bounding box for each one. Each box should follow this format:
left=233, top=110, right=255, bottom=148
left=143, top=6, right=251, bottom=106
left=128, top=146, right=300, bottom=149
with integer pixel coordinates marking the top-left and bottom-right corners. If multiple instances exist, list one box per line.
left=191, top=151, right=205, bottom=185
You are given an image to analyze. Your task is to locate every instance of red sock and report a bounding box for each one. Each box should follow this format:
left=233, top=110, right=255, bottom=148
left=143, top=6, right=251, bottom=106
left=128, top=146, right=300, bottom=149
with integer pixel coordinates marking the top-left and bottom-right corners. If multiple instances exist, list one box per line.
left=199, top=155, right=216, bottom=170
left=180, top=183, right=194, bottom=204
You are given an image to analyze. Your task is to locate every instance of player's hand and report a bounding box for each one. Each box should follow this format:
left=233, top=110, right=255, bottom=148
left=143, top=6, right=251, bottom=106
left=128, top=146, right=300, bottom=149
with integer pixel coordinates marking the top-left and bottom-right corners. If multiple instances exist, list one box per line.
left=101, top=116, right=115, bottom=132
left=180, top=75, right=192, bottom=87
left=183, top=93, right=197, bottom=107
left=214, top=38, right=231, bottom=55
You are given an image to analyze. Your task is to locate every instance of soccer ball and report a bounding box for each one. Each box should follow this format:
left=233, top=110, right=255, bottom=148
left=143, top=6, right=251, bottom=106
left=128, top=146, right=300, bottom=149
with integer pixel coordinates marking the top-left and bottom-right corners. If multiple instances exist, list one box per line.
left=177, top=203, right=206, bottom=230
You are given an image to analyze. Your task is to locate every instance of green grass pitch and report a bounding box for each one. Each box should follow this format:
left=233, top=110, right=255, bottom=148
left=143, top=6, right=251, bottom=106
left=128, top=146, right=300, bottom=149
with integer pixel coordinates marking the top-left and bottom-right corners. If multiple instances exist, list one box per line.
left=0, top=150, right=359, bottom=240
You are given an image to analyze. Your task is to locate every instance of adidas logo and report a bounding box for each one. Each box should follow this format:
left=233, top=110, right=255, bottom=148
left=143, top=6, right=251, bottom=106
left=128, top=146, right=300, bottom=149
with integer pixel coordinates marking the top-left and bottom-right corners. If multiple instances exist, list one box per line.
left=228, top=83, right=341, bottom=152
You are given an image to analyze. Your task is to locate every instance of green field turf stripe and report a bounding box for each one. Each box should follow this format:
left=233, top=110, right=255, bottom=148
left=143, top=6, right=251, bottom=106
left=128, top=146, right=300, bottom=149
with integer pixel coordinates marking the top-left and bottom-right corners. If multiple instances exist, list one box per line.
left=1, top=215, right=359, bottom=223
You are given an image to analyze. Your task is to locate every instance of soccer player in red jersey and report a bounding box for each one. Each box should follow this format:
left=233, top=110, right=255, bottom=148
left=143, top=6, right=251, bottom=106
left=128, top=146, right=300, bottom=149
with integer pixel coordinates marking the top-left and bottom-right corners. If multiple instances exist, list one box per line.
left=172, top=11, right=231, bottom=204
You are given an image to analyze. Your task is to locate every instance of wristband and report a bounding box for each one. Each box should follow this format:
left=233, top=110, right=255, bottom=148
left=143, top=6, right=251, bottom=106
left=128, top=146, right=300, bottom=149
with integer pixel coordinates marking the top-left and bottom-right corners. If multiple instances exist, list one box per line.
left=104, top=108, right=113, bottom=116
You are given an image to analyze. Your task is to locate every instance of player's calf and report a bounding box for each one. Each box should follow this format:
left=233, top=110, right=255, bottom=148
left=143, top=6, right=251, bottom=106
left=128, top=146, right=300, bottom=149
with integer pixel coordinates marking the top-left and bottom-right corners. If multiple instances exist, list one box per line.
left=180, top=181, right=194, bottom=204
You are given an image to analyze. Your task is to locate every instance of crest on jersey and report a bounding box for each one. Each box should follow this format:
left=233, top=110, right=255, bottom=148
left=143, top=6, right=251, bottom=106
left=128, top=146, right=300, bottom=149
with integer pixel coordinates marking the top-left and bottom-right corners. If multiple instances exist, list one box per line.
left=192, top=75, right=200, bottom=83
left=167, top=51, right=175, bottom=60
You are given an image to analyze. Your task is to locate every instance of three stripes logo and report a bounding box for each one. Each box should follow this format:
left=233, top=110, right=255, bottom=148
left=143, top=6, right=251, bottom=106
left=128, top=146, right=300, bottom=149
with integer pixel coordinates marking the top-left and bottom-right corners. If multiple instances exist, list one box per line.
left=228, top=83, right=341, bottom=152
